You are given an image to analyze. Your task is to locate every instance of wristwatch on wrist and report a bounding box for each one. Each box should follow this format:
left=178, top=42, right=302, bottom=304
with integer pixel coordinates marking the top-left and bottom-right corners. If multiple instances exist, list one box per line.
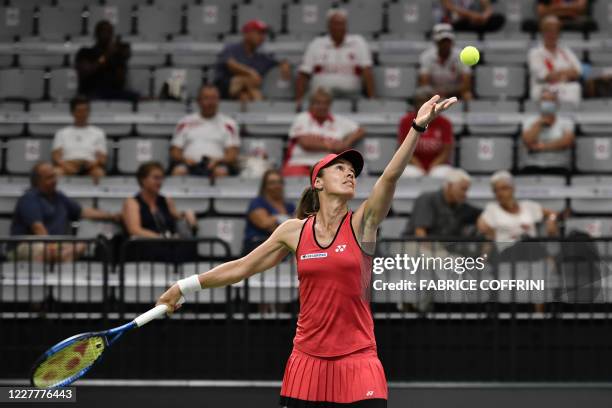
left=412, top=120, right=428, bottom=132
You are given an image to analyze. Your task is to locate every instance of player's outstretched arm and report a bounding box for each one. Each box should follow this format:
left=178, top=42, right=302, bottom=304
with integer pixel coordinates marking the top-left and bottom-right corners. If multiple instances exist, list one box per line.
left=156, top=218, right=303, bottom=312
left=357, top=95, right=458, bottom=229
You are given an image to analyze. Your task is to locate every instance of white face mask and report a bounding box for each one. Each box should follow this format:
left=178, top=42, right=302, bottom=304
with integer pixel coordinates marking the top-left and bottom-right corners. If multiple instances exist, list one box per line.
left=540, top=100, right=557, bottom=115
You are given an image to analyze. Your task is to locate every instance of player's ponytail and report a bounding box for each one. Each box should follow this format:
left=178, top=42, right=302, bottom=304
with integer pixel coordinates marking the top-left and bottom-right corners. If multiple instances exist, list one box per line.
left=296, top=186, right=320, bottom=219
left=296, top=166, right=323, bottom=219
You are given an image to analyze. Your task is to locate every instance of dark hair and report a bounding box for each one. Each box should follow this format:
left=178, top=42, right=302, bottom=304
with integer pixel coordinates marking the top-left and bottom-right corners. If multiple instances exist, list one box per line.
left=295, top=166, right=322, bottom=219
left=258, top=168, right=282, bottom=196
left=136, top=161, right=165, bottom=187
left=70, top=95, right=90, bottom=113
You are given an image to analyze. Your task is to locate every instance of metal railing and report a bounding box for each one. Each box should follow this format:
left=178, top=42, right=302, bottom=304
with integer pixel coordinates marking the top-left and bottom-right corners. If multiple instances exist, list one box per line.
left=2, top=236, right=612, bottom=382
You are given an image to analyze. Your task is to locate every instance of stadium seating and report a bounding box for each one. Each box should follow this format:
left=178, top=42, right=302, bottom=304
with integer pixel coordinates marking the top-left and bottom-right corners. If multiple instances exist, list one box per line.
left=570, top=176, right=612, bottom=214
left=29, top=101, right=70, bottom=136
left=373, top=66, right=417, bottom=99
left=136, top=4, right=182, bottom=41
left=5, top=138, right=52, bottom=174
left=0, top=6, right=34, bottom=40
left=459, top=137, right=514, bottom=173
left=136, top=100, right=186, bottom=136
left=186, top=3, right=232, bottom=38
left=237, top=3, right=283, bottom=34
left=117, top=138, right=170, bottom=174
left=87, top=4, right=133, bottom=36
left=514, top=175, right=567, bottom=212
left=0, top=68, right=45, bottom=100
left=153, top=67, right=203, bottom=100
left=90, top=101, right=134, bottom=136
left=575, top=137, right=612, bottom=173
left=37, top=6, right=83, bottom=40
left=198, top=217, right=246, bottom=257
left=49, top=68, right=79, bottom=101
left=0, top=102, right=25, bottom=136
left=475, top=66, right=526, bottom=99
left=387, top=0, right=433, bottom=36
left=286, top=1, right=330, bottom=36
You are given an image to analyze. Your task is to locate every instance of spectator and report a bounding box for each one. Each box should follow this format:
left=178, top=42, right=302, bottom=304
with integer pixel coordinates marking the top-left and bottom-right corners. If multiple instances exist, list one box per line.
left=398, top=86, right=455, bottom=178
left=122, top=162, right=198, bottom=262
left=75, top=20, right=137, bottom=101
left=477, top=170, right=559, bottom=257
left=295, top=8, right=375, bottom=107
left=520, top=89, right=575, bottom=174
left=477, top=170, right=560, bottom=313
left=243, top=169, right=295, bottom=254
left=10, top=162, right=120, bottom=261
left=122, top=162, right=197, bottom=238
left=523, top=0, right=596, bottom=33
left=407, top=169, right=481, bottom=238
left=527, top=15, right=582, bottom=104
left=419, top=24, right=473, bottom=101
left=52, top=96, right=107, bottom=183
left=282, top=88, right=365, bottom=177
left=170, top=85, right=241, bottom=178
left=214, top=19, right=291, bottom=102
left=439, top=0, right=505, bottom=34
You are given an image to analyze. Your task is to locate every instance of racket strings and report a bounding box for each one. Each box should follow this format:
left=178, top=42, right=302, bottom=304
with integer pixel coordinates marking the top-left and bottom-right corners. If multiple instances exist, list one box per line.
left=32, top=336, right=106, bottom=388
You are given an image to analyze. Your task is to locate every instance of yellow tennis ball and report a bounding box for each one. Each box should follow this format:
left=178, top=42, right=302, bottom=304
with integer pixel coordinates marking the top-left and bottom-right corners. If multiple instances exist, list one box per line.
left=460, top=46, right=480, bottom=66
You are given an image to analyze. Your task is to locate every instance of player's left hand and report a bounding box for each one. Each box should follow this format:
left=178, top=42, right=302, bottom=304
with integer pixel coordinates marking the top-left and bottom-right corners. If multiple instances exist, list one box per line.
left=156, top=284, right=183, bottom=315
left=415, top=95, right=458, bottom=128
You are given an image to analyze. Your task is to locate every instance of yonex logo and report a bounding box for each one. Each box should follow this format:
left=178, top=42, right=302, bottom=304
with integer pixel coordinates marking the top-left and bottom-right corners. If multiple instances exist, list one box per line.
left=366, top=391, right=374, bottom=397
left=335, top=244, right=347, bottom=253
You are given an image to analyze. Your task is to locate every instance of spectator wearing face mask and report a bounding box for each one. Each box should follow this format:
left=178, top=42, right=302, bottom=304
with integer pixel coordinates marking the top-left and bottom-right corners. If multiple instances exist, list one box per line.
left=519, top=88, right=575, bottom=174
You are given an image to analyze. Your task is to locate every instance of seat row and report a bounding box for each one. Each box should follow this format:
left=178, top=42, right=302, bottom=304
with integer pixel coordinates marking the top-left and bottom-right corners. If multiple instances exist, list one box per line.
left=8, top=0, right=610, bottom=42
left=3, top=64, right=610, bottom=102
left=0, top=133, right=611, bottom=175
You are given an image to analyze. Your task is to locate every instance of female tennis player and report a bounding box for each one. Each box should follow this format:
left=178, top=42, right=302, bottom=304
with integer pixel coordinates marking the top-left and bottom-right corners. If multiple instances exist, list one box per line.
left=156, top=94, right=457, bottom=407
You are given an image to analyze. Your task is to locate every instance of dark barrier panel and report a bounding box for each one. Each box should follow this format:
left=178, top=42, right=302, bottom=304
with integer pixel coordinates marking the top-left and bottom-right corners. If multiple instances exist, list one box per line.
left=2, top=236, right=612, bottom=382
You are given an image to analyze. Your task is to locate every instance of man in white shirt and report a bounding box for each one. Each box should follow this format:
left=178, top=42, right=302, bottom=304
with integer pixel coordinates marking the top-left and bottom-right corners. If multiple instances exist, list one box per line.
left=295, top=8, right=375, bottom=107
left=519, top=89, right=575, bottom=173
left=528, top=15, right=582, bottom=103
left=419, top=24, right=472, bottom=101
left=170, top=85, right=241, bottom=178
left=52, top=96, right=107, bottom=183
left=282, top=87, right=365, bottom=176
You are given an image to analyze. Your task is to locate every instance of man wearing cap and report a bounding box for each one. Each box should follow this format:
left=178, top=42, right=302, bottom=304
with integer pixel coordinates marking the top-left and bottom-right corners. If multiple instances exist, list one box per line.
left=282, top=88, right=365, bottom=177
left=214, top=19, right=291, bottom=101
left=419, top=23, right=473, bottom=101
left=296, top=8, right=375, bottom=107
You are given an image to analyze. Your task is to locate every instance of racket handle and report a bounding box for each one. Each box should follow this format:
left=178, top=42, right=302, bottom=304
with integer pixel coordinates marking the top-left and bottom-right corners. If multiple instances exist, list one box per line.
left=134, top=296, right=185, bottom=328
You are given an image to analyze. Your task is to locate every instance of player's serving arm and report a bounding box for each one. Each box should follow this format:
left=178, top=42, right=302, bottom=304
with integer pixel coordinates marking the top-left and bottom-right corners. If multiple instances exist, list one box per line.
left=155, top=94, right=458, bottom=313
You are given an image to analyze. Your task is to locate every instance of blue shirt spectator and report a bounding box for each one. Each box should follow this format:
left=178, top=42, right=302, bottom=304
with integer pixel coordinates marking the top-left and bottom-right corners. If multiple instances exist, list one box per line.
left=11, top=189, right=81, bottom=236
left=214, top=19, right=290, bottom=101
left=243, top=170, right=295, bottom=254
left=9, top=162, right=120, bottom=262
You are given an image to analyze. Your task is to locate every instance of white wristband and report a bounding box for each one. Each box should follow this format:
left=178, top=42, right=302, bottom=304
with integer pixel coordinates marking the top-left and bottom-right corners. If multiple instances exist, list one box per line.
left=177, top=274, right=201, bottom=296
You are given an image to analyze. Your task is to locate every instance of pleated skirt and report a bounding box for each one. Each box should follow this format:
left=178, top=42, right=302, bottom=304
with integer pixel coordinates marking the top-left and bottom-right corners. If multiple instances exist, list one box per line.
left=279, top=345, right=388, bottom=407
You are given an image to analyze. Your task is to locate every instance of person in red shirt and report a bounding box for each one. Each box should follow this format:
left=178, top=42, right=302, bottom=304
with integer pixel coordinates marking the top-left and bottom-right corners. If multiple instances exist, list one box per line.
left=398, top=87, right=455, bottom=178
left=156, top=95, right=458, bottom=407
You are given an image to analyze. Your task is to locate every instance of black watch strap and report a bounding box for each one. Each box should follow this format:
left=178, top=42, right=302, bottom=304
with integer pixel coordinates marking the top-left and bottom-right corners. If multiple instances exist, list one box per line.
left=412, top=120, right=428, bottom=132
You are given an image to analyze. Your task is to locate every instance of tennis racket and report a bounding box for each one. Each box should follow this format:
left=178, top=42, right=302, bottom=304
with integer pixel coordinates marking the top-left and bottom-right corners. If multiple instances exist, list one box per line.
left=30, top=296, right=184, bottom=388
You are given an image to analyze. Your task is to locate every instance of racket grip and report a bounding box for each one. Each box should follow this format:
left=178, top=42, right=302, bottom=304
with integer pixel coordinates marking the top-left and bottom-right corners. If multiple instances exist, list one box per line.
left=134, top=296, right=185, bottom=328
